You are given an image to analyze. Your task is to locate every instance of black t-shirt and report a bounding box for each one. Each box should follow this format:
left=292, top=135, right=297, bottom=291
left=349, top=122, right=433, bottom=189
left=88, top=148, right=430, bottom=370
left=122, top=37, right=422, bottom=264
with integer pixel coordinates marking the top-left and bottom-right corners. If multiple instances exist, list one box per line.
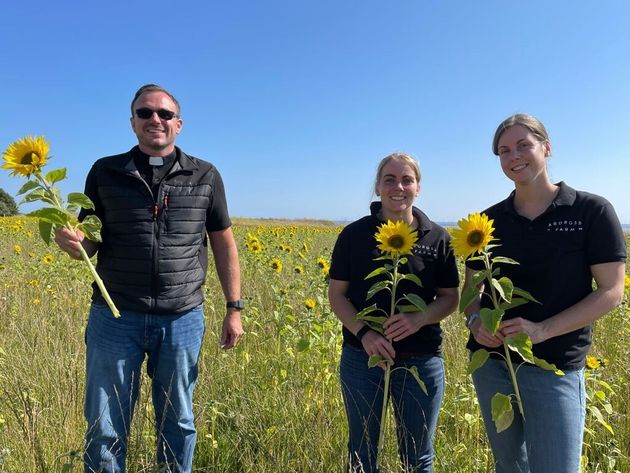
left=466, top=182, right=627, bottom=370
left=330, top=202, right=460, bottom=356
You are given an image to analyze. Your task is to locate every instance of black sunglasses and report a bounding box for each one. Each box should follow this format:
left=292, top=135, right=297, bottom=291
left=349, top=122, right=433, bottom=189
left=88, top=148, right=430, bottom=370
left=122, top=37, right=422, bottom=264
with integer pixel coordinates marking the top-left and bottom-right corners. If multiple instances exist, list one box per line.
left=135, top=108, right=178, bottom=120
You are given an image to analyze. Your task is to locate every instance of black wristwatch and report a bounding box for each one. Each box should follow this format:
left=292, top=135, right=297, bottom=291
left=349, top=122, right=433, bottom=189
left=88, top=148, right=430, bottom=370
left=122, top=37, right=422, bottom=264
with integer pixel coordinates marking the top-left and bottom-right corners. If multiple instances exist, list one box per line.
left=465, top=312, right=480, bottom=329
left=226, top=299, right=245, bottom=311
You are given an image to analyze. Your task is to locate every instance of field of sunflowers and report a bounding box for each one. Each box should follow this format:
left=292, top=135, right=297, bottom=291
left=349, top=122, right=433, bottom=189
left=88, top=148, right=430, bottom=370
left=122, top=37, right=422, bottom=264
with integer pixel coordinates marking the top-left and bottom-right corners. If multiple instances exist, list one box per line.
left=0, top=215, right=628, bottom=472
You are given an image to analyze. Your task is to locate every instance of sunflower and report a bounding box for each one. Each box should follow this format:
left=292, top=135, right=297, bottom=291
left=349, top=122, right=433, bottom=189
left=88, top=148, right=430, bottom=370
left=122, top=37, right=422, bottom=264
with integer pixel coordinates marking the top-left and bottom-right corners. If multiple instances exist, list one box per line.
left=625, top=274, right=630, bottom=288
left=294, top=266, right=304, bottom=274
left=14, top=244, right=22, bottom=255
left=2, top=136, right=50, bottom=177
left=304, top=298, right=317, bottom=310
left=585, top=355, right=601, bottom=370
left=316, top=257, right=328, bottom=269
left=42, top=254, right=54, bottom=264
left=271, top=258, right=283, bottom=273
left=248, top=241, right=262, bottom=254
left=450, top=212, right=495, bottom=259
left=374, top=220, right=417, bottom=257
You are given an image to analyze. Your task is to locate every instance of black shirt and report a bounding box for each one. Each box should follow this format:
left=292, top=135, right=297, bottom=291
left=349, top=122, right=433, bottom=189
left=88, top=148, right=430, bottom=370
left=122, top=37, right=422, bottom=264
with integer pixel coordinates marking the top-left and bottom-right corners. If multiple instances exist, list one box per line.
left=466, top=182, right=626, bottom=370
left=330, top=202, right=460, bottom=356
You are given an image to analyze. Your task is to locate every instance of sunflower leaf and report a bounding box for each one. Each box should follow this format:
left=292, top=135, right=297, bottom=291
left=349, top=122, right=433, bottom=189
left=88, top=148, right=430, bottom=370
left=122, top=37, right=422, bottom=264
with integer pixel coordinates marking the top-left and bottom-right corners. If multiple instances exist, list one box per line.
left=492, top=277, right=513, bottom=303
left=20, top=188, right=55, bottom=206
left=467, top=349, right=490, bottom=374
left=491, top=393, right=514, bottom=433
left=505, top=333, right=535, bottom=363
left=399, top=293, right=427, bottom=312
left=38, top=220, right=54, bottom=245
left=45, top=168, right=67, bottom=184
left=480, top=307, right=504, bottom=334
left=397, top=304, right=419, bottom=313
left=498, top=297, right=530, bottom=311
left=67, top=192, right=95, bottom=210
left=364, top=266, right=389, bottom=280
left=532, top=356, right=564, bottom=375
left=78, top=215, right=102, bottom=242
left=405, top=366, right=428, bottom=395
left=368, top=354, right=385, bottom=368
left=16, top=180, right=40, bottom=195
left=512, top=287, right=541, bottom=304
left=28, top=207, right=70, bottom=226
left=459, top=285, right=480, bottom=313
left=399, top=273, right=423, bottom=287
left=366, top=280, right=391, bottom=300
left=492, top=256, right=520, bottom=265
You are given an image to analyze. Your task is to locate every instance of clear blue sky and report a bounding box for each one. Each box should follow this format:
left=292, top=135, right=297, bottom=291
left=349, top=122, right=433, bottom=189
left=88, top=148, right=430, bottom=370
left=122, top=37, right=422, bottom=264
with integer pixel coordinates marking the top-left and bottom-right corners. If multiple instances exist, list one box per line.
left=1, top=1, right=629, bottom=223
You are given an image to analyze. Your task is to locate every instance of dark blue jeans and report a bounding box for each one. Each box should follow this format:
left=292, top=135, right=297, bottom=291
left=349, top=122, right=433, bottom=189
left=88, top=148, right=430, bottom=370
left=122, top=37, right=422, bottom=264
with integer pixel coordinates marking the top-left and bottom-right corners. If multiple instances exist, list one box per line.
left=472, top=357, right=586, bottom=473
left=340, top=345, right=445, bottom=473
left=83, top=303, right=205, bottom=473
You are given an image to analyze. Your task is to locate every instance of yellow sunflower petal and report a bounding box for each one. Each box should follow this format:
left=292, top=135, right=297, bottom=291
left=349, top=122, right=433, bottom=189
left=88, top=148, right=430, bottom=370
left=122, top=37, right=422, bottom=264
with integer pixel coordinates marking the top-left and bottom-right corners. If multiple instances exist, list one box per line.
left=450, top=212, right=495, bottom=258
left=2, top=136, right=50, bottom=177
left=374, top=220, right=418, bottom=257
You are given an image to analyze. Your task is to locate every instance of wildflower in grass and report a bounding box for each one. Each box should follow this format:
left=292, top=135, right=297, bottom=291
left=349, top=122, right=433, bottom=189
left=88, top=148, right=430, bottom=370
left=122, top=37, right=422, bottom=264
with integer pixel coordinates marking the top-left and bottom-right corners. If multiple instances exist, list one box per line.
left=247, top=240, right=262, bottom=254
left=2, top=135, right=120, bottom=317
left=14, top=244, right=21, bottom=255
left=29, top=279, right=39, bottom=287
left=450, top=212, right=495, bottom=259
left=271, top=258, right=283, bottom=273
left=1, top=135, right=49, bottom=177
left=32, top=298, right=41, bottom=305
left=374, top=220, right=417, bottom=256
left=453, top=212, right=561, bottom=433
left=585, top=356, right=600, bottom=370
left=304, top=298, right=317, bottom=310
left=294, top=266, right=304, bottom=274
left=42, top=254, right=54, bottom=264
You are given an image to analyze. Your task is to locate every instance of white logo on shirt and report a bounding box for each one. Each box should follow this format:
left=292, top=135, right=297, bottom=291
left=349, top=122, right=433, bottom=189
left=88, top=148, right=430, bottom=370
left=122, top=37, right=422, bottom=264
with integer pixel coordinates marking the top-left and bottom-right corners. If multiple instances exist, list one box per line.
left=547, top=220, right=583, bottom=232
left=413, top=244, right=438, bottom=258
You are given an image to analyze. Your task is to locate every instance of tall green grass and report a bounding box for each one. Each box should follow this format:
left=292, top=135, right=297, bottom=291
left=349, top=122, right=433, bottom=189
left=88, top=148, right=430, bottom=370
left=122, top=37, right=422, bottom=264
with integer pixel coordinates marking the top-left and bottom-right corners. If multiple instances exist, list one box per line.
left=0, top=217, right=627, bottom=472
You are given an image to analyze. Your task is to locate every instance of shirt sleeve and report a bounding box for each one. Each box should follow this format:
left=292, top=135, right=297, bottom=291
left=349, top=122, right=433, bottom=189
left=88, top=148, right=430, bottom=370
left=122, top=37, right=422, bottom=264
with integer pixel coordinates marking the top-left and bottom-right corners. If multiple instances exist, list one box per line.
left=205, top=169, right=232, bottom=233
left=437, top=234, right=461, bottom=288
left=329, top=227, right=351, bottom=281
left=586, top=201, right=627, bottom=265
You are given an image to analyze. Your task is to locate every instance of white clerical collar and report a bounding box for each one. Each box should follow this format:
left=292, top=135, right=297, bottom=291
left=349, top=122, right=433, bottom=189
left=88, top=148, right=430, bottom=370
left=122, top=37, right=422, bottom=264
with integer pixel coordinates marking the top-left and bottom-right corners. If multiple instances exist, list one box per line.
left=149, top=156, right=164, bottom=166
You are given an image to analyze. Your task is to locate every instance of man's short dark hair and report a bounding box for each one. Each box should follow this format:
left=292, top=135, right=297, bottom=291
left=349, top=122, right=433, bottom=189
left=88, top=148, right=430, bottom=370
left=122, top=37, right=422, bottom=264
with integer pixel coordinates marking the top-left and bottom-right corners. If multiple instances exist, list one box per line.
left=130, top=84, right=181, bottom=116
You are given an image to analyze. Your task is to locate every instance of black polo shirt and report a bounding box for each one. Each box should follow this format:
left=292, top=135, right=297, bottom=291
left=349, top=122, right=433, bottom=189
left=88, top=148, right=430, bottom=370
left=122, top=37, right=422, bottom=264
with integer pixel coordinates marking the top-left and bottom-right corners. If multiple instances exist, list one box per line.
left=330, top=202, right=460, bottom=356
left=466, top=182, right=626, bottom=370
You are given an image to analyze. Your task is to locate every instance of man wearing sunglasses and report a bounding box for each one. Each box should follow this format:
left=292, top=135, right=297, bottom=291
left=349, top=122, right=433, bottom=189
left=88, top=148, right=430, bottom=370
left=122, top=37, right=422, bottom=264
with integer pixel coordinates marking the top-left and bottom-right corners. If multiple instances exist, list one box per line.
left=55, top=84, right=243, bottom=472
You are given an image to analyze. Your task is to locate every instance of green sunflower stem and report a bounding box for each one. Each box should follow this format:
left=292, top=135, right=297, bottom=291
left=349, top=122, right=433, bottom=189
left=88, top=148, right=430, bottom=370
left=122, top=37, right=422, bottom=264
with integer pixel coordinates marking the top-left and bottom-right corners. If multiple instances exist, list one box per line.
left=484, top=251, right=524, bottom=420
left=76, top=243, right=121, bottom=318
left=503, top=341, right=525, bottom=418
left=377, top=254, right=399, bottom=465
left=377, top=362, right=392, bottom=459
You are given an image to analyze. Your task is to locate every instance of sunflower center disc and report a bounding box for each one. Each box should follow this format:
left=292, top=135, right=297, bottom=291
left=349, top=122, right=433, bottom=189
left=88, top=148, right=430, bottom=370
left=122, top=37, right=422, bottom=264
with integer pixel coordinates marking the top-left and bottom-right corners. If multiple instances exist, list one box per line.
left=467, top=230, right=484, bottom=246
left=388, top=235, right=405, bottom=249
left=21, top=152, right=37, bottom=165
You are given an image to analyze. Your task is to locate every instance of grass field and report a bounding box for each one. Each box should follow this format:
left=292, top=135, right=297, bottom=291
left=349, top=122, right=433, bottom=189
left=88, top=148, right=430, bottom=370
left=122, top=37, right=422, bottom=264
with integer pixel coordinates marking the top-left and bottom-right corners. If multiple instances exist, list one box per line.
left=0, top=215, right=628, bottom=472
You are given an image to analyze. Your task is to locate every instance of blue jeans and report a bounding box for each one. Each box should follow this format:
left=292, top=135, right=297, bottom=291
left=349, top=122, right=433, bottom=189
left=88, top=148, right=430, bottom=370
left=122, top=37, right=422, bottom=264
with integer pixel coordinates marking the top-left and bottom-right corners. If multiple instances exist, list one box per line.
left=340, top=345, right=445, bottom=473
left=83, top=303, right=205, bottom=473
left=472, top=357, right=586, bottom=473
